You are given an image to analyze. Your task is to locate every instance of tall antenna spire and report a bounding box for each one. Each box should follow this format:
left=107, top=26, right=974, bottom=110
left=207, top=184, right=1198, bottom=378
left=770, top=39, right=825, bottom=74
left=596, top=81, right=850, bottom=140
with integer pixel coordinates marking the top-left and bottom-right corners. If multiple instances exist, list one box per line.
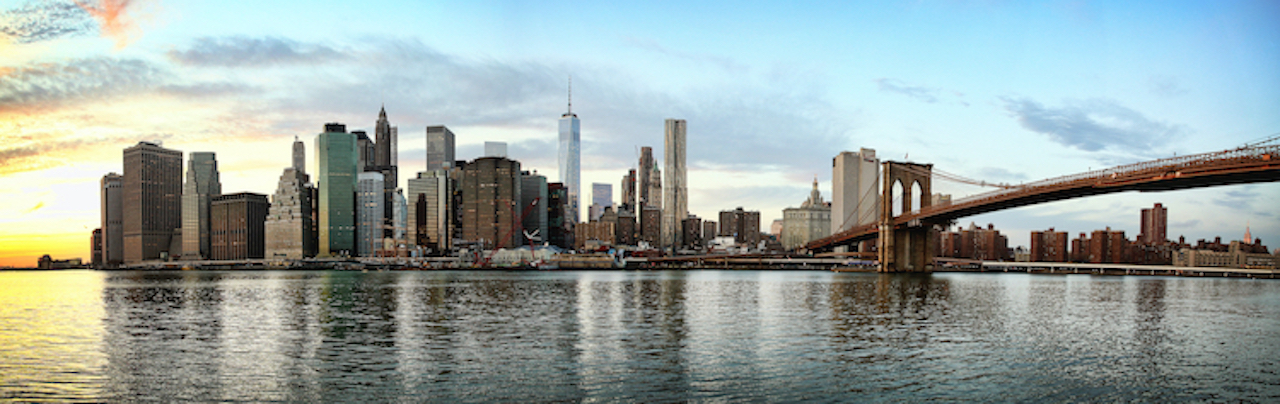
left=567, top=75, right=572, bottom=114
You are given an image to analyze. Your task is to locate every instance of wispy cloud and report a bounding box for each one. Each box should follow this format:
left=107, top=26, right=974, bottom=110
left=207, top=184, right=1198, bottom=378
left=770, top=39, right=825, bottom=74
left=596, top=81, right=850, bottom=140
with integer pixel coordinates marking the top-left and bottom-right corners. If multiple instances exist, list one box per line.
left=0, top=57, right=167, bottom=112
left=874, top=78, right=968, bottom=106
left=0, top=133, right=173, bottom=174
left=0, top=0, right=94, bottom=44
left=1000, top=97, right=1187, bottom=156
left=622, top=36, right=747, bottom=73
left=167, top=36, right=345, bottom=67
left=0, top=0, right=143, bottom=47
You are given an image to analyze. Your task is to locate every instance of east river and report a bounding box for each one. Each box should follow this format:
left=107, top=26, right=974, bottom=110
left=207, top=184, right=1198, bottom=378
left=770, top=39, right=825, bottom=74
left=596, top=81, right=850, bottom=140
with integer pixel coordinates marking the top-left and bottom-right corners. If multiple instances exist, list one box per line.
left=1, top=270, right=1278, bottom=402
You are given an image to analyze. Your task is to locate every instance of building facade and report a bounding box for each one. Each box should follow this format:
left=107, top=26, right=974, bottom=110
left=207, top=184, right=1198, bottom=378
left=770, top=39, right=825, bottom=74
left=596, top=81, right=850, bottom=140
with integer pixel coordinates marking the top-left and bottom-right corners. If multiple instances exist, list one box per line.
left=426, top=125, right=456, bottom=171
left=638, top=147, right=657, bottom=207
left=662, top=118, right=687, bottom=250
left=719, top=207, right=761, bottom=247
left=317, top=123, right=357, bottom=257
left=264, top=167, right=315, bottom=259
left=547, top=182, right=571, bottom=249
left=590, top=182, right=612, bottom=222
left=1029, top=228, right=1068, bottom=262
left=462, top=157, right=523, bottom=249
left=100, top=172, right=123, bottom=267
left=484, top=141, right=508, bottom=158
left=357, top=172, right=385, bottom=257
left=620, top=169, right=636, bottom=212
left=209, top=192, right=269, bottom=260
left=1140, top=203, right=1168, bottom=245
left=832, top=148, right=880, bottom=234
left=521, top=172, right=549, bottom=245
left=407, top=170, right=451, bottom=255
left=181, top=152, right=221, bottom=260
left=782, top=178, right=831, bottom=250
left=122, top=142, right=183, bottom=263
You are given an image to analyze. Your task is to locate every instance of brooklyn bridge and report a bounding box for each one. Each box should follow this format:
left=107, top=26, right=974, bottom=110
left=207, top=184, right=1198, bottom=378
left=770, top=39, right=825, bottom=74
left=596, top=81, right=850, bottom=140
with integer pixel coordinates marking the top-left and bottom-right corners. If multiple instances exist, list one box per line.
left=805, top=135, right=1280, bottom=272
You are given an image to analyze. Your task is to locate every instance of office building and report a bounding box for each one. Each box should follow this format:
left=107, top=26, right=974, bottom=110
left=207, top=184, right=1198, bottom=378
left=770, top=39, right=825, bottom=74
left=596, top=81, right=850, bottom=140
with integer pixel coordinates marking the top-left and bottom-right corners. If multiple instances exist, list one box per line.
left=640, top=205, right=661, bottom=246
left=209, top=192, right=269, bottom=260
left=427, top=125, right=456, bottom=171
left=407, top=170, right=451, bottom=254
left=558, top=81, right=581, bottom=224
left=91, top=228, right=103, bottom=268
left=547, top=182, right=571, bottom=249
left=122, top=141, right=183, bottom=263
left=682, top=215, right=703, bottom=250
left=620, top=169, right=636, bottom=212
left=485, top=141, right=508, bottom=158
left=357, top=172, right=385, bottom=257
left=462, top=157, right=523, bottom=249
left=521, top=171, right=549, bottom=245
left=662, top=118, right=687, bottom=249
left=316, top=123, right=357, bottom=257
left=702, top=221, right=717, bottom=247
left=181, top=152, right=221, bottom=260
left=354, top=130, right=374, bottom=172
left=292, top=135, right=306, bottom=174
left=832, top=148, right=880, bottom=234
left=100, top=172, right=123, bottom=267
left=782, top=178, right=832, bottom=250
left=265, top=167, right=315, bottom=259
left=373, top=107, right=399, bottom=242
left=590, top=182, right=612, bottom=222
left=638, top=146, right=657, bottom=207
left=1140, top=203, right=1168, bottom=245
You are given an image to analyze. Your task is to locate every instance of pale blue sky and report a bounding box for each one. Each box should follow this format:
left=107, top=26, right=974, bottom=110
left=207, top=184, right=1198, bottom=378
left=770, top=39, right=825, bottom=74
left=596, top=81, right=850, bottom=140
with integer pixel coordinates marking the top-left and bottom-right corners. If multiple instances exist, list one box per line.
left=1, top=0, right=1277, bottom=262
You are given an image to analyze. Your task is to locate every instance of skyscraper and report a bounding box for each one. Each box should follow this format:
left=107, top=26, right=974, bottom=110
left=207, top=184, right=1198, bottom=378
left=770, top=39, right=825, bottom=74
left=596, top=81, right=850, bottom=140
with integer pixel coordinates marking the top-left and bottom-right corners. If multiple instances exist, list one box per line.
left=292, top=135, right=306, bottom=174
left=620, top=169, right=636, bottom=212
left=122, top=142, right=183, bottom=263
left=209, top=192, right=269, bottom=260
left=521, top=171, right=549, bottom=245
left=373, top=107, right=399, bottom=241
left=100, top=172, right=123, bottom=267
left=638, top=147, right=656, bottom=207
left=662, top=118, right=687, bottom=250
left=426, top=125, right=456, bottom=171
left=264, top=166, right=315, bottom=259
left=407, top=170, right=451, bottom=254
left=558, top=80, right=581, bottom=224
left=485, top=141, right=508, bottom=158
left=357, top=172, right=385, bottom=257
left=181, top=152, right=221, bottom=260
left=316, top=123, right=357, bottom=257
left=462, top=157, right=523, bottom=249
left=832, top=148, right=880, bottom=234
left=1140, top=203, right=1167, bottom=245
left=590, top=182, right=612, bottom=222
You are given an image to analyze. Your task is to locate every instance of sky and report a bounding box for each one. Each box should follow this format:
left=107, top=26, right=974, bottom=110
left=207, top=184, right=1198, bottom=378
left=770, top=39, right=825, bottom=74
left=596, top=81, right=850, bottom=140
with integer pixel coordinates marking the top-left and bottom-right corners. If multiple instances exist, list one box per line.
left=1, top=0, right=1277, bottom=267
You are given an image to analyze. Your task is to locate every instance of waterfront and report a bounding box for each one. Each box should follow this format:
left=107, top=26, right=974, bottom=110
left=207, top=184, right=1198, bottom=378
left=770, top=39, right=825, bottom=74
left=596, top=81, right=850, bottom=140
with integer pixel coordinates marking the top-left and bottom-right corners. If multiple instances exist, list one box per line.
left=2, top=270, right=1278, bottom=402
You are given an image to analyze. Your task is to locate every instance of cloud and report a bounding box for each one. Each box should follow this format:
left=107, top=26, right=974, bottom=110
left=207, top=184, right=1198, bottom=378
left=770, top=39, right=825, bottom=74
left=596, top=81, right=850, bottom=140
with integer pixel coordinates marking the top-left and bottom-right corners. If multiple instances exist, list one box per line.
left=975, top=167, right=1029, bottom=183
left=73, top=0, right=142, bottom=49
left=0, top=0, right=143, bottom=47
left=0, top=0, right=95, bottom=44
left=167, top=36, right=345, bottom=67
left=622, top=36, right=746, bottom=73
left=0, top=133, right=173, bottom=174
left=875, top=78, right=940, bottom=103
left=23, top=201, right=45, bottom=214
left=1000, top=97, right=1188, bottom=156
left=1148, top=75, right=1188, bottom=98
left=0, top=57, right=168, bottom=112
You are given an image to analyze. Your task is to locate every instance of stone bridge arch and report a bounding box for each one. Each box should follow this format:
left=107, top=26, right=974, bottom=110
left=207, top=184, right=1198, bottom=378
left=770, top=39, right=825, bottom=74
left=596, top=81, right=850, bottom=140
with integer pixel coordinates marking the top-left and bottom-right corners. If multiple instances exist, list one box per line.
left=879, top=161, right=936, bottom=272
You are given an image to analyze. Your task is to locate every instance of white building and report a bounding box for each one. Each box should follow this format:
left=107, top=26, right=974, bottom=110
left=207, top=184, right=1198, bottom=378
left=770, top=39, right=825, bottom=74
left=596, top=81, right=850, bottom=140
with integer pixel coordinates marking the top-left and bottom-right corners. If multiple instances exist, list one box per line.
left=832, top=148, right=880, bottom=234
left=783, top=178, right=832, bottom=250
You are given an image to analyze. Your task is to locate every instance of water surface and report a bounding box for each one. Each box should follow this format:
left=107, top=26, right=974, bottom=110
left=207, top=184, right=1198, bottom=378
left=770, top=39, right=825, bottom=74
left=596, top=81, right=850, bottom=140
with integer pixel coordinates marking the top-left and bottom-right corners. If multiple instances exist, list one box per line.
left=1, top=270, right=1277, bottom=402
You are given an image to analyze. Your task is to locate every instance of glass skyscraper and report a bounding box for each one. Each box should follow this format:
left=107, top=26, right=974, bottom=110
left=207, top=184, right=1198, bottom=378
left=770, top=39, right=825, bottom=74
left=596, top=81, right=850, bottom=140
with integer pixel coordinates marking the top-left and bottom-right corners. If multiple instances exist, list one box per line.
left=317, top=123, right=357, bottom=257
left=558, top=82, right=581, bottom=225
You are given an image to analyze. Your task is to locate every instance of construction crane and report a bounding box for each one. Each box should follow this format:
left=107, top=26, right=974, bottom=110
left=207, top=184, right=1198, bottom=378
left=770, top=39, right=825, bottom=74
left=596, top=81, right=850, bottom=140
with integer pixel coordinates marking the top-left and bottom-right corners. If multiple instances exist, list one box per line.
left=477, top=197, right=542, bottom=267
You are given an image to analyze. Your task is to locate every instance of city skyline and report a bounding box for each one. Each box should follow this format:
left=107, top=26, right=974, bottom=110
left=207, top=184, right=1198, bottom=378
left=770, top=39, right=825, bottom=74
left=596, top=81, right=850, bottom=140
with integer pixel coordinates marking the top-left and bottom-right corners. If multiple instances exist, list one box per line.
left=1, top=1, right=1278, bottom=266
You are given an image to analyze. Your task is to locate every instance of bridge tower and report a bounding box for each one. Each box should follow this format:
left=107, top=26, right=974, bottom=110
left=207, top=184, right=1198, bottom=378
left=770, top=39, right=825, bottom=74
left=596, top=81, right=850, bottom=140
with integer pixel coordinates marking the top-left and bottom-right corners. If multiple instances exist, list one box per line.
left=878, top=161, right=937, bottom=272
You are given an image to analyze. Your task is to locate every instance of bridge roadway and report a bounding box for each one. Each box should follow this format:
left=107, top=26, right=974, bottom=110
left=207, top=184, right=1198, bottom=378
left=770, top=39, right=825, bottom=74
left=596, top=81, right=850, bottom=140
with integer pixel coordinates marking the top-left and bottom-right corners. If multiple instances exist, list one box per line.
left=807, top=140, right=1280, bottom=253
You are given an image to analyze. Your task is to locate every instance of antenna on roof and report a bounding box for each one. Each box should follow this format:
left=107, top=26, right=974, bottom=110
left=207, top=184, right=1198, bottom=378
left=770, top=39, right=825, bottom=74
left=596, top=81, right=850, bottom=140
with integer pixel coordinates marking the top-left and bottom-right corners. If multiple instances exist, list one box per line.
left=567, top=75, right=572, bottom=114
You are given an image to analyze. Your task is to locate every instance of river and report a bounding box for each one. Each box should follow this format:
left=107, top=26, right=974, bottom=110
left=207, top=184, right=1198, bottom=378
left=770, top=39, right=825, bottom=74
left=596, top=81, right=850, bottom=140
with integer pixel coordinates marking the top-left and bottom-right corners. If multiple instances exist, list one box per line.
left=1, top=270, right=1277, bottom=402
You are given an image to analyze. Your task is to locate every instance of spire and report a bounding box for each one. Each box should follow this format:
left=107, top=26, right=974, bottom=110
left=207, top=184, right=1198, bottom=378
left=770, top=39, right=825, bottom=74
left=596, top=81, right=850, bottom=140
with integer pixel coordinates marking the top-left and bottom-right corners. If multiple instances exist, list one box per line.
left=567, top=75, right=573, bottom=115
left=379, top=104, right=387, bottom=120
left=1245, top=223, right=1252, bottom=244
